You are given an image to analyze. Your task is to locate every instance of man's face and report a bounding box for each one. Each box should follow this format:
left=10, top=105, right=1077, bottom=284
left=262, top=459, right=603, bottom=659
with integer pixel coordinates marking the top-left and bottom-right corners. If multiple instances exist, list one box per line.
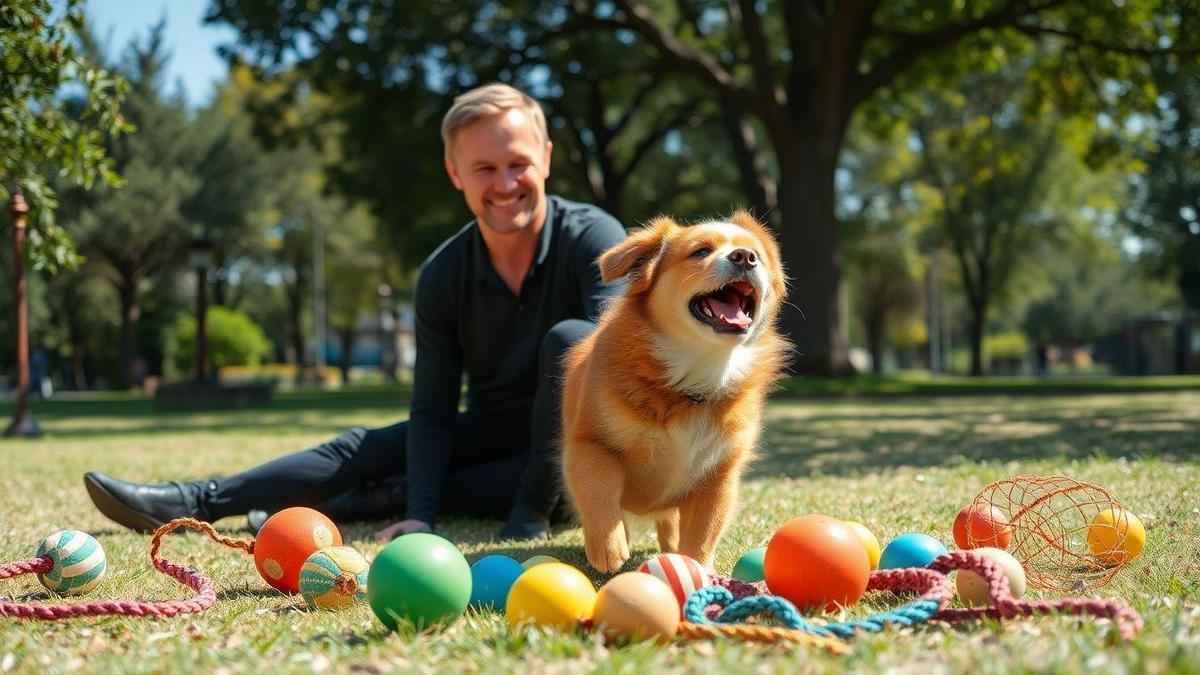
left=444, top=108, right=553, bottom=237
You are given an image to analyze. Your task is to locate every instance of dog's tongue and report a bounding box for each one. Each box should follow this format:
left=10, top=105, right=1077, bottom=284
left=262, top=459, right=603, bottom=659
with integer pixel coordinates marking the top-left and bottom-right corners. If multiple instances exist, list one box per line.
left=705, top=296, right=752, bottom=329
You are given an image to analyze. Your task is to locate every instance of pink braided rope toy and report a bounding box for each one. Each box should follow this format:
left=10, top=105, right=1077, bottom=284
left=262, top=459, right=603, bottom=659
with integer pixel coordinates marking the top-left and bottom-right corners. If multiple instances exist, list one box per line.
left=708, top=550, right=1142, bottom=642
left=0, top=519, right=237, bottom=621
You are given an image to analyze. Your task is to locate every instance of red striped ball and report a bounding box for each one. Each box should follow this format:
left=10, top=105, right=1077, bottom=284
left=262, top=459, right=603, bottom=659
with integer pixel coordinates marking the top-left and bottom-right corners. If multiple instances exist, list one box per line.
left=637, top=554, right=713, bottom=607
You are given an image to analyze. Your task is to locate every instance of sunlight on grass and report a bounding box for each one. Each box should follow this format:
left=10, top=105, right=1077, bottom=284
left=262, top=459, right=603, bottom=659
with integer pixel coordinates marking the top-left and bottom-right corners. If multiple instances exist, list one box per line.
left=0, top=389, right=1197, bottom=672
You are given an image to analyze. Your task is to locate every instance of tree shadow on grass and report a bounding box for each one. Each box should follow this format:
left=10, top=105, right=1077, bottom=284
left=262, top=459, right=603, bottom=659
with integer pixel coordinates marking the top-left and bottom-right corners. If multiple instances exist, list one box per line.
left=749, top=394, right=1199, bottom=480
left=0, top=387, right=412, bottom=437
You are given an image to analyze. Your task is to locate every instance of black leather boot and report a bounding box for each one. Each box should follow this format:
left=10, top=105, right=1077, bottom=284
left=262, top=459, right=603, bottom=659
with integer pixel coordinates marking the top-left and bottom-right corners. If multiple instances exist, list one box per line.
left=247, top=477, right=407, bottom=534
left=83, top=472, right=206, bottom=532
left=498, top=502, right=550, bottom=541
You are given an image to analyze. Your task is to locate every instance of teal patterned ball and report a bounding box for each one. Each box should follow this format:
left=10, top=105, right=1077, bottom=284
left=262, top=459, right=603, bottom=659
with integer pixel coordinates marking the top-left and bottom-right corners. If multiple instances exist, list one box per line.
left=299, top=546, right=369, bottom=610
left=36, top=530, right=107, bottom=595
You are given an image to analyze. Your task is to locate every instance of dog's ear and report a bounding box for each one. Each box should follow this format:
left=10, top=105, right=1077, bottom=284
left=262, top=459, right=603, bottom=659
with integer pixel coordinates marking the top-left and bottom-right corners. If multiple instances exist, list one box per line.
left=600, top=217, right=676, bottom=293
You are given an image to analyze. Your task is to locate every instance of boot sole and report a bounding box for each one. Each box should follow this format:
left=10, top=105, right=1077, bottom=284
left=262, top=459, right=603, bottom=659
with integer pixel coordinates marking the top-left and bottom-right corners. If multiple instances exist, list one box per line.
left=83, top=475, right=167, bottom=533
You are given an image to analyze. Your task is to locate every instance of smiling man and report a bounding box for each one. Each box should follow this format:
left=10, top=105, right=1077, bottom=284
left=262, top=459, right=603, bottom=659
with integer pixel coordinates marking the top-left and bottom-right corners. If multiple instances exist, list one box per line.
left=83, top=83, right=627, bottom=541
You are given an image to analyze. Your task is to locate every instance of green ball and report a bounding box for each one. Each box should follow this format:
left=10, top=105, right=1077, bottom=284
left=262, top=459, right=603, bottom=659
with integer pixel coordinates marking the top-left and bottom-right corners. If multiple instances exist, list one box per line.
left=367, top=533, right=472, bottom=631
left=732, top=547, right=767, bottom=583
left=522, top=554, right=559, bottom=569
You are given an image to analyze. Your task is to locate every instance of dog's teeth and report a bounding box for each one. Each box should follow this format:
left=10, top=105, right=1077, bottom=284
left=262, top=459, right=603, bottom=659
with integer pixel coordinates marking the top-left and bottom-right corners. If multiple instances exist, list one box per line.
left=703, top=305, right=714, bottom=318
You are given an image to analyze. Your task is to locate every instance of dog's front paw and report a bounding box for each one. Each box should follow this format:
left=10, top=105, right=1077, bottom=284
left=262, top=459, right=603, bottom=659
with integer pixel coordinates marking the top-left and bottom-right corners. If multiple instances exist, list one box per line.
left=585, top=524, right=630, bottom=573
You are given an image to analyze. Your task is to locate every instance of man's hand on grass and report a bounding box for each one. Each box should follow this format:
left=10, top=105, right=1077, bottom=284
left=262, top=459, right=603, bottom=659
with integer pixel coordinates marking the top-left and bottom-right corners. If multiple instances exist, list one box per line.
left=374, top=518, right=431, bottom=542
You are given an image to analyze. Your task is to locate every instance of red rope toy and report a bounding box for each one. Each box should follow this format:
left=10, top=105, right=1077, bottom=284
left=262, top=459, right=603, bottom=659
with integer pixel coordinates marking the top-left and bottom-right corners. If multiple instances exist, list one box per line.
left=0, top=519, right=245, bottom=620
left=696, top=550, right=1142, bottom=642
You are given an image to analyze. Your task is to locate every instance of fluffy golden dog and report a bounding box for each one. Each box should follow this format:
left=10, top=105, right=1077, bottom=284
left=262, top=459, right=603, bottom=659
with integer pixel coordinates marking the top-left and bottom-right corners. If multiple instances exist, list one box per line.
left=560, top=211, right=790, bottom=573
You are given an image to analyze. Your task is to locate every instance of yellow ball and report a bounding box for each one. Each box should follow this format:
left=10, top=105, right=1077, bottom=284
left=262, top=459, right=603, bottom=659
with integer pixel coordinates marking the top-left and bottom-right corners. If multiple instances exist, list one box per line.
left=506, top=562, right=597, bottom=631
left=1087, top=508, right=1146, bottom=565
left=843, top=520, right=881, bottom=570
left=955, top=547, right=1026, bottom=606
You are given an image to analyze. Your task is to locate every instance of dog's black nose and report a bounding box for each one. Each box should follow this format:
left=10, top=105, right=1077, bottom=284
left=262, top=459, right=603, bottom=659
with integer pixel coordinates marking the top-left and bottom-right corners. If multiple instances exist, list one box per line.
left=727, top=248, right=758, bottom=269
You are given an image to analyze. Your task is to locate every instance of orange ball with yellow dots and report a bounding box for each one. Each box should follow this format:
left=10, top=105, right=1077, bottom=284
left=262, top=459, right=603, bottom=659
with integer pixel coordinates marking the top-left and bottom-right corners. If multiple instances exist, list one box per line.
left=254, top=507, right=342, bottom=594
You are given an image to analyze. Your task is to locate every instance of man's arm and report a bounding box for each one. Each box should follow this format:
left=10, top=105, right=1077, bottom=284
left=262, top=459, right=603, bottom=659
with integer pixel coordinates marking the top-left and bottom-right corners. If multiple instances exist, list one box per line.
left=575, top=209, right=629, bottom=318
left=501, top=208, right=628, bottom=538
left=404, top=266, right=462, bottom=527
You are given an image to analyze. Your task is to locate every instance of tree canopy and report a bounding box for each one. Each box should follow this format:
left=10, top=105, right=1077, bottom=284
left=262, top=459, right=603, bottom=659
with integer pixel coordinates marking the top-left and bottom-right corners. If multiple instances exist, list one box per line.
left=0, top=0, right=130, bottom=269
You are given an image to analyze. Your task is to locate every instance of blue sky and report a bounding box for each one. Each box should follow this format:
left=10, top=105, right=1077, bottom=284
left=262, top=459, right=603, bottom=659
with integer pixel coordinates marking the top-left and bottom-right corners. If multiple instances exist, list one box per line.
left=83, top=0, right=238, bottom=107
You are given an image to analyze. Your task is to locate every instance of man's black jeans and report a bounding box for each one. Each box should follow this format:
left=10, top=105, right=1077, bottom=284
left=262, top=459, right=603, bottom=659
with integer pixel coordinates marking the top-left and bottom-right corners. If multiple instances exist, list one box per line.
left=198, top=319, right=594, bottom=523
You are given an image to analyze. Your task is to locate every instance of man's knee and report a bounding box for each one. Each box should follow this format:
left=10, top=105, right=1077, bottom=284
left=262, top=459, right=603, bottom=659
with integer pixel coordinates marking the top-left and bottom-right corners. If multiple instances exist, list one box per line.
left=539, top=319, right=595, bottom=375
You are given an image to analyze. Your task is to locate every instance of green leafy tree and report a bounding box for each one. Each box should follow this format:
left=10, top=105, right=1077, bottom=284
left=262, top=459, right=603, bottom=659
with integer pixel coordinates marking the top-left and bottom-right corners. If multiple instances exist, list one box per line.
left=207, top=0, right=1200, bottom=374
left=187, top=75, right=277, bottom=307
left=205, top=2, right=766, bottom=271
left=839, top=121, right=931, bottom=373
left=326, top=203, right=385, bottom=383
left=580, top=0, right=1199, bottom=373
left=1023, top=238, right=1181, bottom=349
left=0, top=0, right=130, bottom=268
left=38, top=265, right=120, bottom=389
left=911, top=52, right=1133, bottom=375
left=1128, top=57, right=1200, bottom=308
left=63, top=23, right=207, bottom=388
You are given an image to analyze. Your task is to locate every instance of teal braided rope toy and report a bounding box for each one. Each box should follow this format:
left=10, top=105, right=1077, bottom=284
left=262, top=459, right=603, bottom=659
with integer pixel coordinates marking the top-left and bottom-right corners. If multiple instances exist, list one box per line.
left=686, top=550, right=1142, bottom=641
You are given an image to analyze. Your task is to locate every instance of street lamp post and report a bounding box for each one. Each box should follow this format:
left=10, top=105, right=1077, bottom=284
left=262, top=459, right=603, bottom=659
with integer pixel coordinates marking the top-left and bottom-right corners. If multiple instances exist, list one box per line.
left=187, top=237, right=215, bottom=384
left=5, top=191, right=41, bottom=438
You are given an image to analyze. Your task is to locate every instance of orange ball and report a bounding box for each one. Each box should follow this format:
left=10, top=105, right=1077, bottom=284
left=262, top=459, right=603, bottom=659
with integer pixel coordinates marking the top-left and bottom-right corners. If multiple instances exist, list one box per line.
left=953, top=504, right=1011, bottom=550
left=764, top=514, right=870, bottom=612
left=254, top=507, right=342, bottom=594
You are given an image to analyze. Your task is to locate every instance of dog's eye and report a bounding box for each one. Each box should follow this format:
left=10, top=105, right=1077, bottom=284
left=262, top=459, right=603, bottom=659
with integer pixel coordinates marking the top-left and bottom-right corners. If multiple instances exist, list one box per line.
left=690, top=247, right=712, bottom=259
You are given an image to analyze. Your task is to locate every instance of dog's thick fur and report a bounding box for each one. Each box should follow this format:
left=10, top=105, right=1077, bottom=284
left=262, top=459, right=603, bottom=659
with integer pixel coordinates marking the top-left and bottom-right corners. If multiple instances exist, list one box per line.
left=560, top=212, right=790, bottom=573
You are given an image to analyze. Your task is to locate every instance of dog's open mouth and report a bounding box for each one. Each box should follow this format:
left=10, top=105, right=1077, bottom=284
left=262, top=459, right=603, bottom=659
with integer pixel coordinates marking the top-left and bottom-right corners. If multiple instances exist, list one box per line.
left=689, top=281, right=757, bottom=334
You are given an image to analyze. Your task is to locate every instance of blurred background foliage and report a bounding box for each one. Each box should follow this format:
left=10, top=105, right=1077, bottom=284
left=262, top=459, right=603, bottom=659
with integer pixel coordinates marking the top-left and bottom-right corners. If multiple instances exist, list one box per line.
left=2, top=0, right=1199, bottom=388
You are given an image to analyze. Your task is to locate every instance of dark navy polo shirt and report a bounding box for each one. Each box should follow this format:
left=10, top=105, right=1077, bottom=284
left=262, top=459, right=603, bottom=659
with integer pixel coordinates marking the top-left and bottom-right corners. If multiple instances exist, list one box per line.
left=405, top=195, right=626, bottom=523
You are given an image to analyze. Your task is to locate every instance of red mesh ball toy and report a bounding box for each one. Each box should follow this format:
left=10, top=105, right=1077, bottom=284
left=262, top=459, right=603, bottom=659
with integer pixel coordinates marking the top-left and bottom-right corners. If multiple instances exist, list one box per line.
left=966, top=475, right=1138, bottom=592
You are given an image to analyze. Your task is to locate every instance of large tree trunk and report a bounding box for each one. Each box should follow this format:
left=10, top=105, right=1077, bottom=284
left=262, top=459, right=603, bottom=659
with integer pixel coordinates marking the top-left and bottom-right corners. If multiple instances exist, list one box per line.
left=337, top=326, right=355, bottom=384
left=117, top=281, right=140, bottom=389
left=866, top=309, right=885, bottom=375
left=967, top=297, right=987, bottom=376
left=774, top=133, right=851, bottom=376
left=720, top=100, right=777, bottom=225
left=286, top=282, right=306, bottom=367
left=70, top=342, right=88, bottom=391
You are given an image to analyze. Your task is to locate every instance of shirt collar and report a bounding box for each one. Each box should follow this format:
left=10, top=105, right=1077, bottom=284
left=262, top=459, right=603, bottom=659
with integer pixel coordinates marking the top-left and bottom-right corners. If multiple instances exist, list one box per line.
left=471, top=196, right=557, bottom=284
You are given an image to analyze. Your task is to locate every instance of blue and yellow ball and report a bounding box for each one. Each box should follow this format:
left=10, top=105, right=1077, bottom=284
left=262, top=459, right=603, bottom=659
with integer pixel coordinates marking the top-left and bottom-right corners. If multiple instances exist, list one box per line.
left=299, top=546, right=370, bottom=610
left=36, top=530, right=107, bottom=596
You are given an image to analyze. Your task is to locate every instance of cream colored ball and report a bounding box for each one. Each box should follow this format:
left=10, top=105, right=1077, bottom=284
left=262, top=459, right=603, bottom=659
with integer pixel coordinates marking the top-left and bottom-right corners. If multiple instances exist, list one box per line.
left=956, top=547, right=1026, bottom=606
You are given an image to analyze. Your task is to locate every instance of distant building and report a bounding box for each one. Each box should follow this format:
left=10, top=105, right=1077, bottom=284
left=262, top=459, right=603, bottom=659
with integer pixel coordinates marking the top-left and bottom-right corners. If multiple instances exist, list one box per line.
left=1116, top=312, right=1199, bottom=375
left=323, top=304, right=415, bottom=371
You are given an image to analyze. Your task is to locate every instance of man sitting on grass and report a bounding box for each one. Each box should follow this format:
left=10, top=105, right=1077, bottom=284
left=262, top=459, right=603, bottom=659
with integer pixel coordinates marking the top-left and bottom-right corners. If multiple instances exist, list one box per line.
left=83, top=82, right=627, bottom=542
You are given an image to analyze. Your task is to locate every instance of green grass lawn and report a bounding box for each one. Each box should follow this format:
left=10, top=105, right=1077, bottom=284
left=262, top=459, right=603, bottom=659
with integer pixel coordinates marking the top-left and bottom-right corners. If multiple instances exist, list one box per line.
left=1, top=385, right=1198, bottom=673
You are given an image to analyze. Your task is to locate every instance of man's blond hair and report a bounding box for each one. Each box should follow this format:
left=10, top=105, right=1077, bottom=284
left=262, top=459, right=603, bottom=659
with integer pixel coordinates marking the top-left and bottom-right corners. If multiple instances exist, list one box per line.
left=441, top=83, right=549, bottom=159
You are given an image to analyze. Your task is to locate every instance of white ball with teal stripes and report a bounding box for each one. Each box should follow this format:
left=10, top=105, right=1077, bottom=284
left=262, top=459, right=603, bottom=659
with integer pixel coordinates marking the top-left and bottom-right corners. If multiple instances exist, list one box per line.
left=299, top=546, right=370, bottom=610
left=36, top=530, right=107, bottom=596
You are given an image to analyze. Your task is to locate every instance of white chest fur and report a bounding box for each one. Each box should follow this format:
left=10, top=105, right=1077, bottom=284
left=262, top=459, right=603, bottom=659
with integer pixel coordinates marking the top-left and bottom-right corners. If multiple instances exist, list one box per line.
left=652, top=337, right=757, bottom=400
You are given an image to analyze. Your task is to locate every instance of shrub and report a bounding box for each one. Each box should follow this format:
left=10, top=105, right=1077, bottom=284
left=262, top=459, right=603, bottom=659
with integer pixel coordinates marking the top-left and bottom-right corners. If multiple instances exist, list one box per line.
left=984, top=331, right=1030, bottom=360
left=168, top=307, right=271, bottom=378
